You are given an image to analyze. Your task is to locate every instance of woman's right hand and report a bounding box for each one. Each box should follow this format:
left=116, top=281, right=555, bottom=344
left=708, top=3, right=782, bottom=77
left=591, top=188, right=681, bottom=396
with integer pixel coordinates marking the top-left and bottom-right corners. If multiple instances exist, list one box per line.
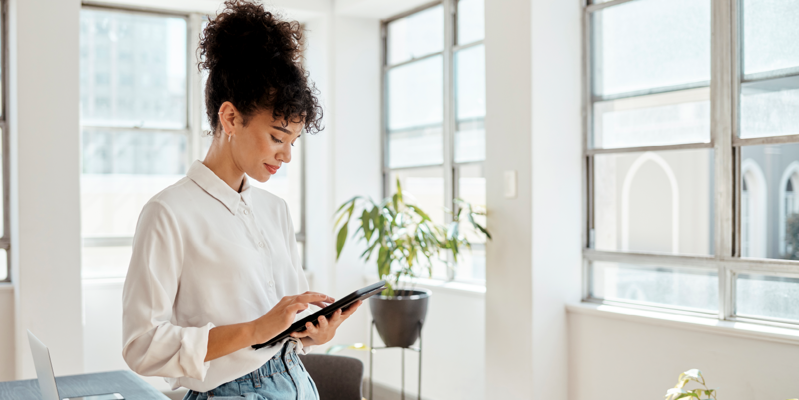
left=249, top=291, right=335, bottom=345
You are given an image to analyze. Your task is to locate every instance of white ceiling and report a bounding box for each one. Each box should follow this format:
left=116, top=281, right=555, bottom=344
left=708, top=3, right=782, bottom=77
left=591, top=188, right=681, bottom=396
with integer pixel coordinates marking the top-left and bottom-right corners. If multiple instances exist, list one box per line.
left=85, top=0, right=329, bottom=22
left=85, top=0, right=435, bottom=21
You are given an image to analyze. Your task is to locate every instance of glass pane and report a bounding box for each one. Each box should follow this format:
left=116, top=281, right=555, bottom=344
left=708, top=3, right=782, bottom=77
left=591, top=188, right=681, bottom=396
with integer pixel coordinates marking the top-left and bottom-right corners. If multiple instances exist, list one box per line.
left=742, top=0, right=799, bottom=75
left=593, top=148, right=714, bottom=256
left=201, top=69, right=211, bottom=133
left=0, top=249, right=6, bottom=281
left=455, top=45, right=485, bottom=163
left=591, top=0, right=710, bottom=97
left=82, top=130, right=187, bottom=175
left=592, top=88, right=710, bottom=149
left=200, top=21, right=210, bottom=133
left=388, top=127, right=443, bottom=169
left=80, top=9, right=187, bottom=129
left=739, top=143, right=799, bottom=259
left=736, top=273, right=799, bottom=321
left=455, top=164, right=486, bottom=282
left=387, top=56, right=444, bottom=168
left=387, top=5, right=444, bottom=65
left=457, top=0, right=484, bottom=45
left=591, top=261, right=718, bottom=312
left=82, top=246, right=133, bottom=279
left=387, top=56, right=443, bottom=131
left=388, top=168, right=447, bottom=280
left=81, top=130, right=187, bottom=238
left=250, top=139, right=303, bottom=234
left=739, top=76, right=799, bottom=139
left=389, top=168, right=445, bottom=224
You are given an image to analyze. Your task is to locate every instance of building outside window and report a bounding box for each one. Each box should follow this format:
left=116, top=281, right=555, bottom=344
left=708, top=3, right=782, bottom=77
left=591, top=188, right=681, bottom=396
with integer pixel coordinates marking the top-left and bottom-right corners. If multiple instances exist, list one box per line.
left=585, top=0, right=799, bottom=325
left=382, top=0, right=486, bottom=283
left=80, top=7, right=305, bottom=279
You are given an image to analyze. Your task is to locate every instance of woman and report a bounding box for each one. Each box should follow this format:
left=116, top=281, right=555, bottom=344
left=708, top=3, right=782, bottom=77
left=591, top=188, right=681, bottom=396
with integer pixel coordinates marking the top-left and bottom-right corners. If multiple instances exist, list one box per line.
left=121, top=1, right=360, bottom=399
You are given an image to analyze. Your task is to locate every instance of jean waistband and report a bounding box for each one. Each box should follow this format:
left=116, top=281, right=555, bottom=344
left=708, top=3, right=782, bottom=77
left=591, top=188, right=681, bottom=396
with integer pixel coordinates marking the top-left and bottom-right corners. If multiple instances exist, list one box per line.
left=234, top=339, right=301, bottom=384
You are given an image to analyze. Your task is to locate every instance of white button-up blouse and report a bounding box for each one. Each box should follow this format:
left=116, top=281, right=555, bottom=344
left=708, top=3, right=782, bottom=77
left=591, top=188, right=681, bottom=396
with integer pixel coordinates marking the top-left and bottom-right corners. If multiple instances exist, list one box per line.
left=122, top=160, right=314, bottom=392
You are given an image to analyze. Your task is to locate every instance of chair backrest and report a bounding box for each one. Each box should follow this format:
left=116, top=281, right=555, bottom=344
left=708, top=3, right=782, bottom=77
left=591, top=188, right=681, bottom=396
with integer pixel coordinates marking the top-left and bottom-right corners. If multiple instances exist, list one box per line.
left=299, top=354, right=363, bottom=400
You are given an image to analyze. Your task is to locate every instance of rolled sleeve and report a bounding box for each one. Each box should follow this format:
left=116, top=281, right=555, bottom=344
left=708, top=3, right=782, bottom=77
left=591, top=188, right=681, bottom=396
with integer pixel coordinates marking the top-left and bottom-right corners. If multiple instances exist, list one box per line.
left=122, top=200, right=213, bottom=381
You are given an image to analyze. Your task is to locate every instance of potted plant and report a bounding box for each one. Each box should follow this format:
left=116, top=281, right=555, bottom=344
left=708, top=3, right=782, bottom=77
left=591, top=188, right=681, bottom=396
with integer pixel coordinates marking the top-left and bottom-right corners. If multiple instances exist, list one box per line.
left=334, top=179, right=490, bottom=348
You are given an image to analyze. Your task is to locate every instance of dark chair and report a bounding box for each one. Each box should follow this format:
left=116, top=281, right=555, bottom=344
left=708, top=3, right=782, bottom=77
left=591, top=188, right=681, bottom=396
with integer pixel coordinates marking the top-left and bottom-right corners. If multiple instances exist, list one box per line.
left=299, top=354, right=364, bottom=400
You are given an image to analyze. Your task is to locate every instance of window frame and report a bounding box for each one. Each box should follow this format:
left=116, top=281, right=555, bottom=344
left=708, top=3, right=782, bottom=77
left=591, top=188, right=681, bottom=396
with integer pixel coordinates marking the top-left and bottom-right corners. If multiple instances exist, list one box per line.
left=0, top=0, right=9, bottom=282
left=380, top=0, right=486, bottom=284
left=582, top=0, right=799, bottom=329
left=79, top=5, right=306, bottom=269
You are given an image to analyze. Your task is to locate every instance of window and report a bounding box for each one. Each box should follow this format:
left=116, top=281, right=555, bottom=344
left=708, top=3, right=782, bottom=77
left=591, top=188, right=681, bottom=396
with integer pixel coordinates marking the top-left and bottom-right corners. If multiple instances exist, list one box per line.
left=382, top=0, right=485, bottom=283
left=585, top=0, right=799, bottom=327
left=0, top=0, right=9, bottom=282
left=80, top=7, right=305, bottom=279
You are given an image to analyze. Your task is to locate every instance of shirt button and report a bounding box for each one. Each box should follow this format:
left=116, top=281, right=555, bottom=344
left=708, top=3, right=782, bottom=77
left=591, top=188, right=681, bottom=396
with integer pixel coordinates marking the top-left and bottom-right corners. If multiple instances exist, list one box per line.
left=258, top=241, right=265, bottom=248
left=269, top=281, right=274, bottom=287
left=243, top=209, right=249, bottom=215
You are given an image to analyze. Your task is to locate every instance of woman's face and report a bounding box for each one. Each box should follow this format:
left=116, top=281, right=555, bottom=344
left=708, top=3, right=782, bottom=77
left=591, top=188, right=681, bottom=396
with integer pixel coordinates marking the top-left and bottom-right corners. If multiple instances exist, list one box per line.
left=230, top=109, right=303, bottom=183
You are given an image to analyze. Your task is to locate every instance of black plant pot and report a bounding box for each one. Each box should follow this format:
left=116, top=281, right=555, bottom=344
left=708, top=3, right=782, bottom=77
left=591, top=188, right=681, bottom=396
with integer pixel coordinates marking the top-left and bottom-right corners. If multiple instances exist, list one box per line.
left=369, top=288, right=431, bottom=348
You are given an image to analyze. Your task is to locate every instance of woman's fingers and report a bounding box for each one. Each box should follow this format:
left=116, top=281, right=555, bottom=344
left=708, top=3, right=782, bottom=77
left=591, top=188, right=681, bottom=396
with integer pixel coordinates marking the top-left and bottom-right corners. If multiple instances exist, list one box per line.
left=309, top=301, right=330, bottom=309
left=295, top=292, right=335, bottom=304
left=305, top=321, right=319, bottom=334
left=342, top=300, right=362, bottom=316
left=317, top=315, right=329, bottom=329
left=291, top=329, right=310, bottom=338
left=287, top=302, right=309, bottom=315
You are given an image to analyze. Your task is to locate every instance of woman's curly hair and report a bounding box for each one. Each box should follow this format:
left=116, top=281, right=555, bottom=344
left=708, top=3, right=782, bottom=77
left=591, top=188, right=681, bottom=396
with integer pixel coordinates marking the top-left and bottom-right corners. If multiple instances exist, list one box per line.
left=199, top=0, right=323, bottom=135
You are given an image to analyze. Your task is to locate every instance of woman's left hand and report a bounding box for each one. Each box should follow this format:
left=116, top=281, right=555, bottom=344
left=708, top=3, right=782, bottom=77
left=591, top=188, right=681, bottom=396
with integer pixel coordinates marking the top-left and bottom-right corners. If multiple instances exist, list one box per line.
left=290, top=300, right=363, bottom=346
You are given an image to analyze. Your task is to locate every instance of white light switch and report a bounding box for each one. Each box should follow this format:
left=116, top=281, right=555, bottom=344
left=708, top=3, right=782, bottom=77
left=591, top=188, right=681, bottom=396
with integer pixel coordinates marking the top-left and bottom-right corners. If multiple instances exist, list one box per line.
left=504, top=170, right=517, bottom=199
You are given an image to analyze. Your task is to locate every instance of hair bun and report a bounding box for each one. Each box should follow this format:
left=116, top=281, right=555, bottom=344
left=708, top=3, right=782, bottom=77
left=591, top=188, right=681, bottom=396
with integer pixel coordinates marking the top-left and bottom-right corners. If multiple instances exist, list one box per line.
left=198, top=0, right=322, bottom=135
left=199, top=0, right=302, bottom=74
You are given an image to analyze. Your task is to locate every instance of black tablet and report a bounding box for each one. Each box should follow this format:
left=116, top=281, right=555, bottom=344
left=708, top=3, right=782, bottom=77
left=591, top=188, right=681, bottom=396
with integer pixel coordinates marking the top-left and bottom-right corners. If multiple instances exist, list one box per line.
left=252, top=280, right=387, bottom=350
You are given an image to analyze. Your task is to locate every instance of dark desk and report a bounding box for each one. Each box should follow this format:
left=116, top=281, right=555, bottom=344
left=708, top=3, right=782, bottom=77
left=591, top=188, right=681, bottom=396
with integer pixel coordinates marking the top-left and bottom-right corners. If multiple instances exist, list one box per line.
left=0, top=370, right=169, bottom=400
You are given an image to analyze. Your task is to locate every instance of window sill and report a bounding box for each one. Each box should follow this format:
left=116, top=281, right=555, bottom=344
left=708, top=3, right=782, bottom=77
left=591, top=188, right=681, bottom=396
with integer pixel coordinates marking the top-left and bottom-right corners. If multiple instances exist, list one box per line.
left=566, top=302, right=799, bottom=346
left=365, top=275, right=485, bottom=298
left=0, top=282, right=12, bottom=292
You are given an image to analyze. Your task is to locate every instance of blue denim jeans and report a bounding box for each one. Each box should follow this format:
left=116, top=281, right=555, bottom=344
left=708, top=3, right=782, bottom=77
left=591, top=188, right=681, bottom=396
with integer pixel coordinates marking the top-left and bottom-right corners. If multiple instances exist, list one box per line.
left=183, top=340, right=319, bottom=400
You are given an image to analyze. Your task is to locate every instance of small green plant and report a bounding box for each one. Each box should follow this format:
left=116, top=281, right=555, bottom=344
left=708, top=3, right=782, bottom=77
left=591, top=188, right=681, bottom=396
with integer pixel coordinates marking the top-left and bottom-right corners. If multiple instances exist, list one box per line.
left=334, top=178, right=490, bottom=296
left=665, top=369, right=716, bottom=400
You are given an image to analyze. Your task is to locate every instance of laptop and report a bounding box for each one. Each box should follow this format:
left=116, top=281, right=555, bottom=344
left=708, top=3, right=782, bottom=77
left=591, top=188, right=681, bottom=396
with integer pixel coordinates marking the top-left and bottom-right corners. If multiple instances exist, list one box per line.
left=27, top=330, right=124, bottom=400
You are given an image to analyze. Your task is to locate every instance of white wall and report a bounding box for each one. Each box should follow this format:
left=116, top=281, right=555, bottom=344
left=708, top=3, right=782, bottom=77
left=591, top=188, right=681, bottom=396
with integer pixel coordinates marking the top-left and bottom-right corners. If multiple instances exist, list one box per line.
left=364, top=280, right=486, bottom=400
left=9, top=0, right=85, bottom=380
left=484, top=0, right=534, bottom=396
left=568, top=310, right=799, bottom=400
left=484, top=0, right=582, bottom=399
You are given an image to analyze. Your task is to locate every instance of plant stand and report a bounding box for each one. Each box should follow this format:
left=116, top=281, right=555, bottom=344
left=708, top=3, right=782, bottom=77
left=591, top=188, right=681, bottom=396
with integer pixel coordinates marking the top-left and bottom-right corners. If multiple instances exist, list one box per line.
left=368, top=320, right=423, bottom=400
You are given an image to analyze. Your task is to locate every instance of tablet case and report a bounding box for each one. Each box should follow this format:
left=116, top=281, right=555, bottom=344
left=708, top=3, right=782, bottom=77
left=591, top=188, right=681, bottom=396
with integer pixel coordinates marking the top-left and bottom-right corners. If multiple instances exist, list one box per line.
left=252, top=280, right=387, bottom=350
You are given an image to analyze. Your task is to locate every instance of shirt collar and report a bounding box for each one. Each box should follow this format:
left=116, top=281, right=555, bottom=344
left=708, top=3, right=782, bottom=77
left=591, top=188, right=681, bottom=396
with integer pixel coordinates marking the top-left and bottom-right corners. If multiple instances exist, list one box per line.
left=187, top=160, right=252, bottom=215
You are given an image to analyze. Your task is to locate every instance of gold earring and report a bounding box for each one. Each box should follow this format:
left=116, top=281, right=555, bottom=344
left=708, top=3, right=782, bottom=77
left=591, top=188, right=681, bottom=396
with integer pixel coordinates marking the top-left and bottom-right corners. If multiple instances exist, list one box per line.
left=228, top=134, right=232, bottom=143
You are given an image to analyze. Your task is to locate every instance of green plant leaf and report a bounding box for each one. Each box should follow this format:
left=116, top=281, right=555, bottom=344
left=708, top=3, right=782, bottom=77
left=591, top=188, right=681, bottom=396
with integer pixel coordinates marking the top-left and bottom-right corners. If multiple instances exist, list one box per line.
left=407, top=204, right=431, bottom=221
left=335, top=223, right=348, bottom=261
left=392, top=193, right=400, bottom=213
left=361, top=240, right=379, bottom=260
left=396, top=177, right=403, bottom=201
left=377, top=246, right=390, bottom=278
left=361, top=209, right=372, bottom=241
left=334, top=196, right=359, bottom=214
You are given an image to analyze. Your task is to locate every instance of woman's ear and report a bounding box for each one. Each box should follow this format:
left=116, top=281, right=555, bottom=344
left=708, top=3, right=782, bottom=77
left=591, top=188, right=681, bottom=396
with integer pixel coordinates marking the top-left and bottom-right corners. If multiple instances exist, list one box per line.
left=217, top=101, right=239, bottom=136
